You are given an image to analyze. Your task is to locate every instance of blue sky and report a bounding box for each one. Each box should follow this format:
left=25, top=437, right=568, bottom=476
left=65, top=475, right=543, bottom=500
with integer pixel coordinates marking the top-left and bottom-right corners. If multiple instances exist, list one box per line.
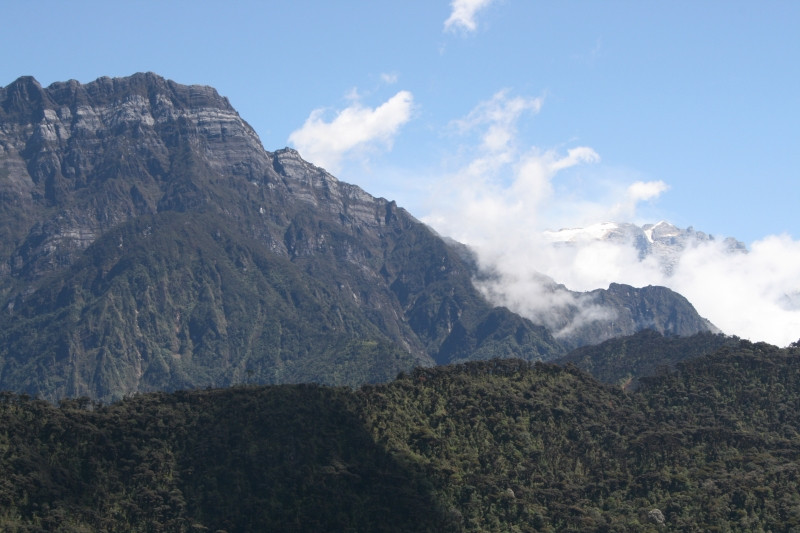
left=3, top=1, right=800, bottom=343
left=3, top=0, right=797, bottom=242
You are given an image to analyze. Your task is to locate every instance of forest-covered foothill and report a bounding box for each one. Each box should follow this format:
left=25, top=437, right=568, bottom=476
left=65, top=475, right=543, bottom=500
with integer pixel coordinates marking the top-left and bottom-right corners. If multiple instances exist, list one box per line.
left=1, top=337, right=799, bottom=532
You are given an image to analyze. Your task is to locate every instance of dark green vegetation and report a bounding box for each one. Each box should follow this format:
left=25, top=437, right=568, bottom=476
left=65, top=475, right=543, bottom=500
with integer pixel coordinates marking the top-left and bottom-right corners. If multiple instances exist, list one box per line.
left=1, top=339, right=799, bottom=531
left=555, top=329, right=738, bottom=388
left=0, top=211, right=419, bottom=400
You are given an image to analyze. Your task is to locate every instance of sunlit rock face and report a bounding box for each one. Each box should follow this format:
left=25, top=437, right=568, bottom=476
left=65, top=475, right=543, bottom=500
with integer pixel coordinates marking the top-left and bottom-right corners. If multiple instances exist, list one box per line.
left=0, top=74, right=272, bottom=279
left=0, top=73, right=566, bottom=402
left=0, top=74, right=417, bottom=287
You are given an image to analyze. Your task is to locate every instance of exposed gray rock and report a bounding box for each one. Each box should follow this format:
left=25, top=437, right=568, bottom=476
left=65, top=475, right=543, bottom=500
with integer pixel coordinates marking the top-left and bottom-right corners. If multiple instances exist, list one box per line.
left=0, top=73, right=723, bottom=401
left=648, top=508, right=666, bottom=525
left=545, top=221, right=747, bottom=276
left=542, top=281, right=717, bottom=351
left=0, top=73, right=563, bottom=401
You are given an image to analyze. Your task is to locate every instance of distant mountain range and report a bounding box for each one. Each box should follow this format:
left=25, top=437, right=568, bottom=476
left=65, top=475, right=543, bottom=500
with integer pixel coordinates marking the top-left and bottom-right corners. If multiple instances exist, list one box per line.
left=544, top=220, right=747, bottom=275
left=0, top=73, right=718, bottom=401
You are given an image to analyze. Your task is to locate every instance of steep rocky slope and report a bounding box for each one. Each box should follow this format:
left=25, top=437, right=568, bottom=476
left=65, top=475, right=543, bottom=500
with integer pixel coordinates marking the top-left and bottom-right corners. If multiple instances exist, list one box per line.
left=555, top=282, right=720, bottom=351
left=0, top=74, right=562, bottom=401
left=0, top=73, right=716, bottom=401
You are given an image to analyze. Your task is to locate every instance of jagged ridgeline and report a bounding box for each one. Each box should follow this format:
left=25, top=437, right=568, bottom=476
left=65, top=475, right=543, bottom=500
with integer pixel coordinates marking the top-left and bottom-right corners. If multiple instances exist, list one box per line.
left=0, top=73, right=564, bottom=401
left=0, top=73, right=715, bottom=401
left=1, top=341, right=800, bottom=531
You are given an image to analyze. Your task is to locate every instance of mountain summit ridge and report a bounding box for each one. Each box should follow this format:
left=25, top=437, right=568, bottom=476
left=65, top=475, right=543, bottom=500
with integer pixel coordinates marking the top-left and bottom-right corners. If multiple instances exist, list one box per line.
left=0, top=73, right=717, bottom=401
left=544, top=220, right=747, bottom=275
left=0, top=73, right=562, bottom=400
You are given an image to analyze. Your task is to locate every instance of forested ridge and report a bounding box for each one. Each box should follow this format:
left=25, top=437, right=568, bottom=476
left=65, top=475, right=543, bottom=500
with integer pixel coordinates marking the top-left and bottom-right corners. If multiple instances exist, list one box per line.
left=1, top=338, right=799, bottom=531
left=554, top=329, right=739, bottom=389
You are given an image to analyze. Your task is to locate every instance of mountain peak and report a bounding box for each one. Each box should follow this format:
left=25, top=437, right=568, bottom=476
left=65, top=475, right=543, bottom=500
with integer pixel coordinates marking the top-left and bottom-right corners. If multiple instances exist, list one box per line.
left=7, top=75, right=43, bottom=90
left=643, top=220, right=678, bottom=242
left=0, top=73, right=722, bottom=401
left=545, top=221, right=746, bottom=276
left=1, top=76, right=50, bottom=118
left=0, top=72, right=571, bottom=401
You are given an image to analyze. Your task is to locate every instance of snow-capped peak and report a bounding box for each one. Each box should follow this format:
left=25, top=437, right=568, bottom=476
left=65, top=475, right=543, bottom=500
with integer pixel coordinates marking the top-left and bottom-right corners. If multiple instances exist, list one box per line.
left=543, top=221, right=746, bottom=276
left=544, top=222, right=624, bottom=243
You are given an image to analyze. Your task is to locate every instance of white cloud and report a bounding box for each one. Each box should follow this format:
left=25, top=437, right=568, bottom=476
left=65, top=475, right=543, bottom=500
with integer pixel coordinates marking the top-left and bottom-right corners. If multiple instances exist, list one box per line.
left=549, top=147, right=601, bottom=172
left=446, top=90, right=543, bottom=183
left=669, top=236, right=800, bottom=346
left=444, top=0, right=496, bottom=33
left=423, top=91, right=800, bottom=347
left=501, top=227, right=800, bottom=346
left=454, top=90, right=542, bottom=138
left=627, top=180, right=669, bottom=202
left=606, top=180, right=670, bottom=220
left=380, top=72, right=398, bottom=85
left=288, top=90, right=414, bottom=173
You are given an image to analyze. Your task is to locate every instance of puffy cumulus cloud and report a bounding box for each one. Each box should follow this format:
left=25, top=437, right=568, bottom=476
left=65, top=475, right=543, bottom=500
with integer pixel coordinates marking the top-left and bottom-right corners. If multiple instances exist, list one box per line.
left=506, top=147, right=600, bottom=218
left=423, top=91, right=800, bottom=347
left=444, top=0, right=496, bottom=33
left=288, top=90, right=414, bottom=173
left=423, top=91, right=546, bottom=238
left=627, top=180, right=669, bottom=202
left=668, top=236, right=800, bottom=346
left=425, top=93, right=611, bottom=336
left=427, top=90, right=597, bottom=250
left=606, top=180, right=670, bottom=221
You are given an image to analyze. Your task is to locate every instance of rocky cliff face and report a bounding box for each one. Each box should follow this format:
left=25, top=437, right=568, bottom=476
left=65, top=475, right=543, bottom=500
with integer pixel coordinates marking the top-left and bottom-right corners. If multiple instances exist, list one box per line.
left=0, top=73, right=564, bottom=401
left=478, top=267, right=718, bottom=352
left=0, top=73, right=719, bottom=401
left=557, top=282, right=720, bottom=350
left=0, top=74, right=277, bottom=285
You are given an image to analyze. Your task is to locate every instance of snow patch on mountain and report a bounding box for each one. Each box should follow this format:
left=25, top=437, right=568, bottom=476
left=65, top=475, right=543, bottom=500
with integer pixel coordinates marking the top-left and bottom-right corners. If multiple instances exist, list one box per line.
left=545, top=221, right=747, bottom=276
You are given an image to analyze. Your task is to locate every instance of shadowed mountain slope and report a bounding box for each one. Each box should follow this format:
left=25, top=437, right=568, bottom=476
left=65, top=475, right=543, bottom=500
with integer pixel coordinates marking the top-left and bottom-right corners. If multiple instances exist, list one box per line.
left=554, top=329, right=738, bottom=388
left=0, top=73, right=715, bottom=401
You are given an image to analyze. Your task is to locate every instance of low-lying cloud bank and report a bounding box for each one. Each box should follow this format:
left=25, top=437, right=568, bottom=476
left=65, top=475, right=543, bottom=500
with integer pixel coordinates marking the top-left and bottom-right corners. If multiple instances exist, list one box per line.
left=424, top=92, right=800, bottom=347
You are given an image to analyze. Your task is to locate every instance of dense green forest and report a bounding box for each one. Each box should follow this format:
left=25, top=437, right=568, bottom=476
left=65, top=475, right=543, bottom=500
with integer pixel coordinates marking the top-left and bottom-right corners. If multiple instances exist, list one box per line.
left=1, top=338, right=799, bottom=531
left=554, top=329, right=738, bottom=388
